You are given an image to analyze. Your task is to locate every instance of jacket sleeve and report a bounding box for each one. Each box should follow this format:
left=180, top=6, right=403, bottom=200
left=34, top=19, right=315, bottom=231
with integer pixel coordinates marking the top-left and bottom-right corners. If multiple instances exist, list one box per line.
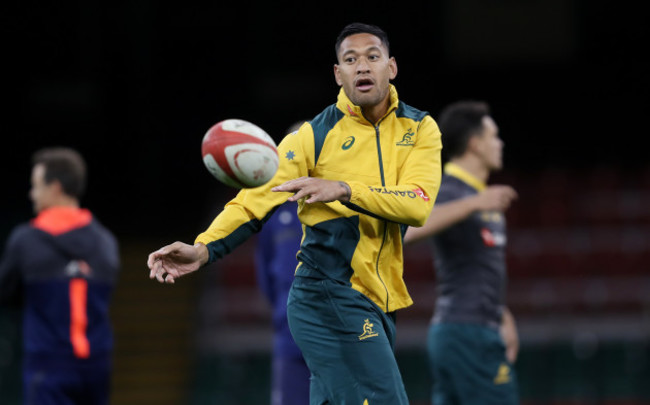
left=195, top=126, right=314, bottom=263
left=254, top=216, right=276, bottom=305
left=344, top=116, right=442, bottom=227
left=0, top=228, right=24, bottom=305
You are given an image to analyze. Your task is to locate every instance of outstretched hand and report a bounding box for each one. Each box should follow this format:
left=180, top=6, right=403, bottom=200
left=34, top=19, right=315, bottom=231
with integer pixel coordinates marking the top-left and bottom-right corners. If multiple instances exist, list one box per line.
left=476, top=185, right=518, bottom=212
left=272, top=177, right=351, bottom=204
left=147, top=241, right=208, bottom=284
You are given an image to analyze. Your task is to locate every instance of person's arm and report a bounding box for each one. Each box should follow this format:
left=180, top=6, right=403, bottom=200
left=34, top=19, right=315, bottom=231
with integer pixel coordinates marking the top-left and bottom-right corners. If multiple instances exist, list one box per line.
left=149, top=128, right=312, bottom=284
left=404, top=195, right=480, bottom=244
left=500, top=306, right=519, bottom=364
left=0, top=228, right=24, bottom=305
left=195, top=128, right=311, bottom=263
left=148, top=242, right=209, bottom=284
left=404, top=184, right=518, bottom=245
left=254, top=217, right=276, bottom=305
left=272, top=177, right=351, bottom=204
left=273, top=116, right=443, bottom=227
left=344, top=116, right=442, bottom=227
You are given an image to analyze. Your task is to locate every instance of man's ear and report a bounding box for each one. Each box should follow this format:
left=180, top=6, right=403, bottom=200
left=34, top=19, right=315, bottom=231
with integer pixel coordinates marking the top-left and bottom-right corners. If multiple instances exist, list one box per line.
left=389, top=57, right=397, bottom=80
left=49, top=179, right=65, bottom=196
left=333, top=64, right=342, bottom=86
left=467, top=134, right=483, bottom=155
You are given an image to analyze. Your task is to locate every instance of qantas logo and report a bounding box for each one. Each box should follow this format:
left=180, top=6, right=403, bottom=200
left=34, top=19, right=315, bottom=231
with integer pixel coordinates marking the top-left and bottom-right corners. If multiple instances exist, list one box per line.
left=367, top=186, right=429, bottom=200
left=481, top=227, right=506, bottom=247
left=347, top=104, right=359, bottom=117
left=413, top=188, right=429, bottom=201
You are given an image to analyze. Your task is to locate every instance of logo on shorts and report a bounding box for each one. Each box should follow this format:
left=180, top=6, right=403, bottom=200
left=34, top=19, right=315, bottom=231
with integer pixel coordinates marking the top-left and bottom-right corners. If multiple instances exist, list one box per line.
left=493, top=363, right=512, bottom=385
left=358, top=319, right=379, bottom=340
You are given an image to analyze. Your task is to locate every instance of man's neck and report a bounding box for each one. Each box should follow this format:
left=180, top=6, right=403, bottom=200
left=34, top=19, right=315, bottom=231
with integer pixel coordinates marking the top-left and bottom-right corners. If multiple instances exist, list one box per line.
left=450, top=156, right=490, bottom=183
left=45, top=197, right=80, bottom=210
left=361, top=97, right=391, bottom=125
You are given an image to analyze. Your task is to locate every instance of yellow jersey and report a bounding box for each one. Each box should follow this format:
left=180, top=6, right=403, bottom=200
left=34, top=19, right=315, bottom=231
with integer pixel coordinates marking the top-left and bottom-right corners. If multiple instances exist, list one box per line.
left=196, top=85, right=442, bottom=312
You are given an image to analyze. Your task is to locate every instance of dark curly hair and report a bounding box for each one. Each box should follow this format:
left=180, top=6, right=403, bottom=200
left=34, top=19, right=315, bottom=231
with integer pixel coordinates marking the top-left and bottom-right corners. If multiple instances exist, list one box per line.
left=335, top=22, right=390, bottom=60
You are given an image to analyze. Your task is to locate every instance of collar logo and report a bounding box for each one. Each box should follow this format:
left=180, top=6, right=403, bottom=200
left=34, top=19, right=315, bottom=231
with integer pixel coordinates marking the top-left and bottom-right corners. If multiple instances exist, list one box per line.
left=396, top=128, right=415, bottom=146
left=358, top=319, right=379, bottom=340
left=346, top=104, right=359, bottom=117
left=342, top=136, right=355, bottom=150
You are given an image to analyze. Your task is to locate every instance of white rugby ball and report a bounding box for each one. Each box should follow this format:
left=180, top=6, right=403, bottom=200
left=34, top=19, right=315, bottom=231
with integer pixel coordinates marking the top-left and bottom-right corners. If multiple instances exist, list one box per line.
left=201, top=119, right=279, bottom=188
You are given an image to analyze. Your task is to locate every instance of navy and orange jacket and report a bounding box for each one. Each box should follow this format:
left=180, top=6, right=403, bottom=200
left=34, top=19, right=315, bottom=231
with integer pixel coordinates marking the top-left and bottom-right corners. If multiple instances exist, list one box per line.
left=196, top=85, right=442, bottom=312
left=0, top=207, right=120, bottom=365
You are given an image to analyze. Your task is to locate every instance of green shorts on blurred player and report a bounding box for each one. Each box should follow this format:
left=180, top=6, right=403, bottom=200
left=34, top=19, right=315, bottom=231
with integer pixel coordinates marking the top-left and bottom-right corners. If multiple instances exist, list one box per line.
left=428, top=323, right=519, bottom=405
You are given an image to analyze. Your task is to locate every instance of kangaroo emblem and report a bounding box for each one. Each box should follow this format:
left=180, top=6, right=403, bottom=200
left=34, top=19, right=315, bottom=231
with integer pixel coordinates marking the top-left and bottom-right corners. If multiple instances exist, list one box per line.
left=396, top=128, right=415, bottom=146
left=358, top=319, right=379, bottom=340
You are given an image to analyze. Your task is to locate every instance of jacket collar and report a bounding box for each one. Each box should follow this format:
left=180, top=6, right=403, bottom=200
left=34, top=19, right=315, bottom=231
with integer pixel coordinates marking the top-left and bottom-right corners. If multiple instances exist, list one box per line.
left=444, top=162, right=486, bottom=191
left=336, top=84, right=399, bottom=124
left=32, top=206, right=93, bottom=235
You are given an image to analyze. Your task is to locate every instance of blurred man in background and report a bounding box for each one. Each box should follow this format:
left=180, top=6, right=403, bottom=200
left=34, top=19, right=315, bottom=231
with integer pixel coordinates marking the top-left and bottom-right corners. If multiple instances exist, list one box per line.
left=0, top=147, right=120, bottom=405
left=404, top=101, right=520, bottom=405
left=254, top=121, right=309, bottom=405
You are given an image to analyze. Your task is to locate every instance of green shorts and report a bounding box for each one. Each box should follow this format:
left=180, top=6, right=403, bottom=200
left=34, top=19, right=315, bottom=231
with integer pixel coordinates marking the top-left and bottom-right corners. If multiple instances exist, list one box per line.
left=287, top=276, right=409, bottom=405
left=427, top=323, right=519, bottom=405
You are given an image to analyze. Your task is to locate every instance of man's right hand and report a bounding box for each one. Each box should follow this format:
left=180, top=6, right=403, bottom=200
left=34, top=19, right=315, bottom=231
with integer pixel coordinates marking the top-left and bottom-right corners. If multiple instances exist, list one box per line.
left=147, top=242, right=209, bottom=284
left=271, top=177, right=351, bottom=203
left=476, top=185, right=518, bottom=212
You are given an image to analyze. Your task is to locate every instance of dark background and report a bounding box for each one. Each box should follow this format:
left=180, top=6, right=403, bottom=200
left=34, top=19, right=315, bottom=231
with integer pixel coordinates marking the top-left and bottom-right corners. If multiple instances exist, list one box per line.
left=1, top=0, right=648, bottom=239
left=2, top=2, right=649, bottom=404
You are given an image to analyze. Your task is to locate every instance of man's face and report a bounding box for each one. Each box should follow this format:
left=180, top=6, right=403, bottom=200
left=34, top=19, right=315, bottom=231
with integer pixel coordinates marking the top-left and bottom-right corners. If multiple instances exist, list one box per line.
left=334, top=33, right=397, bottom=108
left=29, top=164, right=56, bottom=214
left=473, top=116, right=504, bottom=171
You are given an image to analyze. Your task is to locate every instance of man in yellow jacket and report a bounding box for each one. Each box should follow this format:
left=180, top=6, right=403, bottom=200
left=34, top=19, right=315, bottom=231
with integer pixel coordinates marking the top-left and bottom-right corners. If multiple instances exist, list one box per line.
left=148, top=22, right=442, bottom=404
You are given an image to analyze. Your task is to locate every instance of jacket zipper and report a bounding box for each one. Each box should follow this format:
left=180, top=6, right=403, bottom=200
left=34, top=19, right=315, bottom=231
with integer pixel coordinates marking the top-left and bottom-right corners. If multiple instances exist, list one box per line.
left=373, top=123, right=390, bottom=311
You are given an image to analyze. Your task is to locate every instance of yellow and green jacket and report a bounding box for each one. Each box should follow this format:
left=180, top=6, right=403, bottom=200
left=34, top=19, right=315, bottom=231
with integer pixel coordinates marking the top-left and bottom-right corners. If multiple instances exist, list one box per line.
left=196, top=85, right=442, bottom=312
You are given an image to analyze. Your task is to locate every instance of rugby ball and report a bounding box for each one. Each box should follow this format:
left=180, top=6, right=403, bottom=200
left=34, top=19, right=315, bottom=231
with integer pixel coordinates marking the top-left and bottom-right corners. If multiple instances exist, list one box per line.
left=201, top=119, right=279, bottom=189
